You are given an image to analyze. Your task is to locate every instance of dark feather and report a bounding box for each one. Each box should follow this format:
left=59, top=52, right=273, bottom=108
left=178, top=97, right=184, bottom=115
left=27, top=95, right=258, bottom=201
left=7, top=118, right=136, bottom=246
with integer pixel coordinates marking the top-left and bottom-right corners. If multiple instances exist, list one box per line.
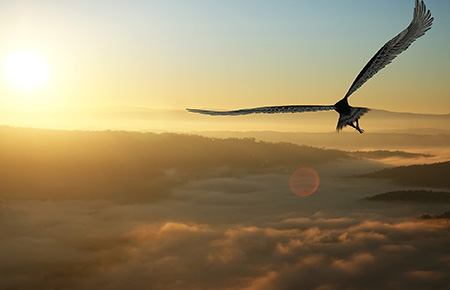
left=187, top=105, right=335, bottom=116
left=344, top=0, right=433, bottom=99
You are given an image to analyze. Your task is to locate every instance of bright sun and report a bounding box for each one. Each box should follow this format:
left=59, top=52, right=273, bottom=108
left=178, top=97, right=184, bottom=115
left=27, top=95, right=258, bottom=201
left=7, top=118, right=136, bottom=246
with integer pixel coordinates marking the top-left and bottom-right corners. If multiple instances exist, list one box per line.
left=4, top=49, right=50, bottom=93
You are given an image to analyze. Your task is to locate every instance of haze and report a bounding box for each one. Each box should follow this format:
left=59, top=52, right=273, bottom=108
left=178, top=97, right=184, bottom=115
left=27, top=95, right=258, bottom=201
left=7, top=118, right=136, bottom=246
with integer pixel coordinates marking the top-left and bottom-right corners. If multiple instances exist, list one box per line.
left=0, top=0, right=449, bottom=117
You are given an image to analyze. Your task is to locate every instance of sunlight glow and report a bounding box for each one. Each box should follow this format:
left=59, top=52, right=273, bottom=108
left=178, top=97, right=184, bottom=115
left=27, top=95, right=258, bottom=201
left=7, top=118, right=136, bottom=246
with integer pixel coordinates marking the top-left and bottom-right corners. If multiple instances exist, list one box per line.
left=4, top=49, right=50, bottom=93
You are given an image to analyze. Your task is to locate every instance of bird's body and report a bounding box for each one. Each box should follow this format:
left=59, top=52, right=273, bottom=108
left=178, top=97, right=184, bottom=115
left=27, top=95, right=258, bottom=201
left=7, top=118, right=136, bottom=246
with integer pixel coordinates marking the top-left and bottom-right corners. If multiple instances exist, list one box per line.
left=187, top=0, right=433, bottom=133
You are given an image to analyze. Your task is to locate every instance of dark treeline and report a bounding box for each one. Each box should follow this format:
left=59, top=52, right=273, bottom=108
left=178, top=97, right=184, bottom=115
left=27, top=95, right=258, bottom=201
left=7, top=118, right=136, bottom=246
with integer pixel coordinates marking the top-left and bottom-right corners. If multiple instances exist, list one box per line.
left=362, top=161, right=450, bottom=188
left=421, top=211, right=450, bottom=220
left=366, top=190, right=450, bottom=203
left=0, top=126, right=350, bottom=202
left=350, top=150, right=432, bottom=160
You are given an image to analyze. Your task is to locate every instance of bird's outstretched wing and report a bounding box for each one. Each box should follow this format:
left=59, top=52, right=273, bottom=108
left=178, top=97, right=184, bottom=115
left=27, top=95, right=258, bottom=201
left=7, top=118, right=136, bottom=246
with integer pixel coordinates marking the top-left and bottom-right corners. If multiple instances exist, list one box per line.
left=344, top=0, right=433, bottom=99
left=187, top=105, right=335, bottom=116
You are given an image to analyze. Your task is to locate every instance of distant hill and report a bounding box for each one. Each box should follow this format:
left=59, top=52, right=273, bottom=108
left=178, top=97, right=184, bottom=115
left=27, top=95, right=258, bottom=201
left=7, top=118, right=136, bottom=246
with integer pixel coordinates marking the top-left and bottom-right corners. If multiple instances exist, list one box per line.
left=361, top=161, right=450, bottom=188
left=350, top=150, right=432, bottom=160
left=194, top=130, right=450, bottom=151
left=366, top=190, right=450, bottom=203
left=420, top=211, right=450, bottom=220
left=2, top=107, right=450, bottom=134
left=0, top=126, right=351, bottom=203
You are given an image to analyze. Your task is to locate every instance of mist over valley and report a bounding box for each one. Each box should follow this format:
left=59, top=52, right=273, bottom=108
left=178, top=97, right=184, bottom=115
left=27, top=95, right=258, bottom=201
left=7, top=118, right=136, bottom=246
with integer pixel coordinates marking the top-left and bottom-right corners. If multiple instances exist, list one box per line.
left=1, top=126, right=449, bottom=290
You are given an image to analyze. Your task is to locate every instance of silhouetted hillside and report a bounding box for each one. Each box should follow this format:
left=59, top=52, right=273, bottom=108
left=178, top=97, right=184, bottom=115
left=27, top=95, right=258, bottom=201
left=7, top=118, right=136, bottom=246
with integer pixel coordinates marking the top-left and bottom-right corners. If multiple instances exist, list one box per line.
left=194, top=131, right=450, bottom=151
left=366, top=190, right=450, bottom=203
left=361, top=161, right=450, bottom=188
left=0, top=126, right=351, bottom=202
left=420, top=211, right=450, bottom=220
left=350, top=150, right=432, bottom=160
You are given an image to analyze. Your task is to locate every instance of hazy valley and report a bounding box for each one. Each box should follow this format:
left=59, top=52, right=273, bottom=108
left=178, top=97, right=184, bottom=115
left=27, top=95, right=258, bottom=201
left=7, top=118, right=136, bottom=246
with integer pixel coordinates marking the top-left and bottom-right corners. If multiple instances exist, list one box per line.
left=1, top=124, right=450, bottom=290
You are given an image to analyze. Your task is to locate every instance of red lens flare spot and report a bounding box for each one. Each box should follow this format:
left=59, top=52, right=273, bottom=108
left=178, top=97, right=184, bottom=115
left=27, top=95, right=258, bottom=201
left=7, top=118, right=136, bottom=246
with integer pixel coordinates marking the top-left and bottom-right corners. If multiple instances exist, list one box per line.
left=289, top=167, right=320, bottom=197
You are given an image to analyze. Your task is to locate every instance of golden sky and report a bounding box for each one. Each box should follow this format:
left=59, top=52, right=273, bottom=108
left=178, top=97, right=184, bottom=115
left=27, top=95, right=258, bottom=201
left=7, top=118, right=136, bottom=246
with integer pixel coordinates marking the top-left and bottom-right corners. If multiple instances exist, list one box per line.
left=0, top=0, right=449, bottom=125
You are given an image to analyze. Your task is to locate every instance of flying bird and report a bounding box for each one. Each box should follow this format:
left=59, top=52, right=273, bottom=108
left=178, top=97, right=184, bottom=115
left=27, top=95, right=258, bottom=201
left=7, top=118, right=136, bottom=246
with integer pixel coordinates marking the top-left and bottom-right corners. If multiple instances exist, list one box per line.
left=187, top=0, right=433, bottom=133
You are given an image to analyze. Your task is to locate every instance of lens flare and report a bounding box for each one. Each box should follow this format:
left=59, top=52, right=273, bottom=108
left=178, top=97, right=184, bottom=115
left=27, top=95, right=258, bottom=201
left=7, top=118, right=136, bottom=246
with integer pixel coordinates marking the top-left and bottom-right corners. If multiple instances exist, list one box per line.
left=289, top=167, right=320, bottom=197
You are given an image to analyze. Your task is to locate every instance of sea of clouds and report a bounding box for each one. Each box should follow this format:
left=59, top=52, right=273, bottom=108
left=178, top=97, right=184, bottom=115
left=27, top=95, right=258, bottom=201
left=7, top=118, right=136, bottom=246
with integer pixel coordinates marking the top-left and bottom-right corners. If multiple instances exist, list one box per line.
left=1, top=160, right=449, bottom=290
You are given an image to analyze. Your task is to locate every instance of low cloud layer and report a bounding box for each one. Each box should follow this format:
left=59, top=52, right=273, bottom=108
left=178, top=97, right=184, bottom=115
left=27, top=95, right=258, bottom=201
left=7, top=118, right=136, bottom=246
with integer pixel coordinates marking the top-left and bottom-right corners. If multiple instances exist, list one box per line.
left=2, top=167, right=450, bottom=290
left=2, top=129, right=449, bottom=289
left=1, top=202, right=449, bottom=290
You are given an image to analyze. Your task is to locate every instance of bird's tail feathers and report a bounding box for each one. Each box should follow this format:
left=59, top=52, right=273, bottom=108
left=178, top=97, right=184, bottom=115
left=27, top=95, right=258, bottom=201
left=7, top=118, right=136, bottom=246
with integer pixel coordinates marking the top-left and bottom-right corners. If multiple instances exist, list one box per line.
left=336, top=107, right=370, bottom=131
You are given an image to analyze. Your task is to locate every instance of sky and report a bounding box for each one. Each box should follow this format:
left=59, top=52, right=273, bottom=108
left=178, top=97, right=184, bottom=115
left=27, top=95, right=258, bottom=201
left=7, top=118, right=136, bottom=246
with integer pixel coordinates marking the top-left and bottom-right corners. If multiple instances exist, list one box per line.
left=0, top=0, right=449, bottom=123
